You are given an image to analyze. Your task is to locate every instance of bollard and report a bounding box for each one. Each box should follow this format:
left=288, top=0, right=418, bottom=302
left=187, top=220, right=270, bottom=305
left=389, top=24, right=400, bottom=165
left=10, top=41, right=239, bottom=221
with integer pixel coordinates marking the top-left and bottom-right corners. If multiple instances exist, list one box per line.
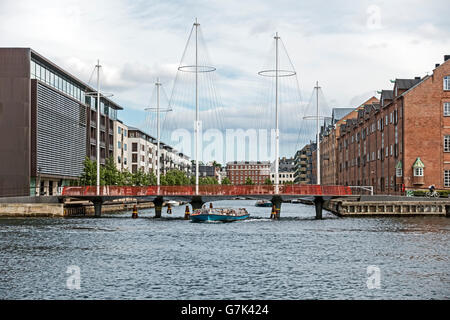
left=209, top=202, right=213, bottom=209
left=184, top=205, right=190, bottom=220
left=132, top=204, right=138, bottom=219
left=167, top=204, right=172, bottom=215
left=271, top=205, right=276, bottom=219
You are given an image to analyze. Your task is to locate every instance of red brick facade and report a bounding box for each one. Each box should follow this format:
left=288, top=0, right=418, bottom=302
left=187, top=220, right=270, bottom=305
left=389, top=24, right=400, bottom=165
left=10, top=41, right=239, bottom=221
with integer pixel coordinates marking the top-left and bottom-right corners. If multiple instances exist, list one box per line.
left=334, top=56, right=450, bottom=194
left=226, top=161, right=270, bottom=185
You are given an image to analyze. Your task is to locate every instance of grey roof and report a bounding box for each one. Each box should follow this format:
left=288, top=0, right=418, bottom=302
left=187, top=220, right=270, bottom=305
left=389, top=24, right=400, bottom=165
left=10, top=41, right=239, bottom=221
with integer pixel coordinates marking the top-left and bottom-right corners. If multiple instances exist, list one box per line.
left=381, top=90, right=393, bottom=100
left=395, top=78, right=422, bottom=90
left=332, top=108, right=355, bottom=122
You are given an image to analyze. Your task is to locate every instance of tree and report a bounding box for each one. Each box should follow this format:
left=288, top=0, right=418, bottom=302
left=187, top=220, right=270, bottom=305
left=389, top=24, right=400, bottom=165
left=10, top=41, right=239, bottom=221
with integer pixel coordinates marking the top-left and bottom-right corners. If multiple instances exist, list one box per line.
left=221, top=177, right=231, bottom=185
left=118, top=170, right=133, bottom=186
left=80, top=157, right=97, bottom=185
left=132, top=168, right=147, bottom=186
left=264, top=178, right=273, bottom=185
left=245, top=177, right=255, bottom=185
left=102, top=157, right=119, bottom=185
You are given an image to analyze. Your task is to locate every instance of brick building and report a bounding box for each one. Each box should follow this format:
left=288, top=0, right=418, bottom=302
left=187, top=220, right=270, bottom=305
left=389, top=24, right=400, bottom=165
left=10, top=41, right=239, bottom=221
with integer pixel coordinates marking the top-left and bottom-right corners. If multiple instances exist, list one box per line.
left=226, top=161, right=270, bottom=185
left=336, top=55, right=450, bottom=193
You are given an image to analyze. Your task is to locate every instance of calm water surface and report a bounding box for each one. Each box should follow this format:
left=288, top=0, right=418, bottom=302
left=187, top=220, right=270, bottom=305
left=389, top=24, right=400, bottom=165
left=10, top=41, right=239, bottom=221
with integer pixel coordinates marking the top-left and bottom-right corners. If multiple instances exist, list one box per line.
left=0, top=200, right=449, bottom=299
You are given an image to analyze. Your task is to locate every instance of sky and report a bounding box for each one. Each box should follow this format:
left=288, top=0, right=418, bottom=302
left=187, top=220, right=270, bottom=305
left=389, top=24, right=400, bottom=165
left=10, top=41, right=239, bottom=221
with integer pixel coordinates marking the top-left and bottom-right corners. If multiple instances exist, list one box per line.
left=1, top=0, right=449, bottom=162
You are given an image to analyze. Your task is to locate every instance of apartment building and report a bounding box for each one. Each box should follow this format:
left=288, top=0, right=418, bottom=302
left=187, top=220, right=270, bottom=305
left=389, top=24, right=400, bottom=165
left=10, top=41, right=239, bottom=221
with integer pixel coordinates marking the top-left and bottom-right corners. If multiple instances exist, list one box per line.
left=319, top=99, right=379, bottom=185
left=127, top=127, right=192, bottom=175
left=336, top=55, right=450, bottom=193
left=128, top=127, right=157, bottom=174
left=0, top=48, right=122, bottom=196
left=113, top=120, right=129, bottom=172
left=226, top=161, right=270, bottom=185
left=294, top=143, right=316, bottom=184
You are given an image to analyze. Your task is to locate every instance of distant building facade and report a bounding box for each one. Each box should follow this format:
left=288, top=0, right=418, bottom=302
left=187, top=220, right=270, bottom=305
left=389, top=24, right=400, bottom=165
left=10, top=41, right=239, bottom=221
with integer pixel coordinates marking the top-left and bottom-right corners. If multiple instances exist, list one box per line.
left=270, top=157, right=295, bottom=184
left=294, top=143, right=316, bottom=184
left=226, top=161, right=270, bottom=185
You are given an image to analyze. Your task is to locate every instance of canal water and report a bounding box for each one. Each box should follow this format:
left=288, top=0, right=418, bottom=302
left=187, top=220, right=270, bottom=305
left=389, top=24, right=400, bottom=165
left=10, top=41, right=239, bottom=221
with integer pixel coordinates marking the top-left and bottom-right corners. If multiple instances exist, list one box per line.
left=0, top=200, right=449, bottom=299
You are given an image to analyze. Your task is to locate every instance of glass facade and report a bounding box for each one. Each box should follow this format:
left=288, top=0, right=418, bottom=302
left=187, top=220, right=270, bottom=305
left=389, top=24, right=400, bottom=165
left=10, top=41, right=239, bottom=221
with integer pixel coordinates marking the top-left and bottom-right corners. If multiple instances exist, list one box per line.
left=31, top=59, right=85, bottom=103
left=31, top=58, right=118, bottom=120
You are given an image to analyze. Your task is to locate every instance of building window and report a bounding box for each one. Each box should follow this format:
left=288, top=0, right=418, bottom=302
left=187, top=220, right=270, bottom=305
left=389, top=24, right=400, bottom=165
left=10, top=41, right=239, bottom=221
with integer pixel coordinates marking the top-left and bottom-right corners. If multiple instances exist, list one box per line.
left=118, top=127, right=122, bottom=134
left=444, top=102, right=450, bottom=116
left=118, top=141, right=121, bottom=149
left=444, top=76, right=450, bottom=91
left=414, top=167, right=423, bottom=177
left=445, top=170, right=450, bottom=187
left=445, top=136, right=450, bottom=152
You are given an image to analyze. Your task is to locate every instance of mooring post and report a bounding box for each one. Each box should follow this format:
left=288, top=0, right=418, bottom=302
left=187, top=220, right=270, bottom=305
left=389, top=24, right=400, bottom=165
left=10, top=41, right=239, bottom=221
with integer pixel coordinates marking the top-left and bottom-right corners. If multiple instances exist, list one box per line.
left=153, top=196, right=164, bottom=218
left=271, top=196, right=282, bottom=220
left=445, top=205, right=450, bottom=218
left=314, top=196, right=324, bottom=220
left=93, top=199, right=103, bottom=218
left=190, top=196, right=204, bottom=212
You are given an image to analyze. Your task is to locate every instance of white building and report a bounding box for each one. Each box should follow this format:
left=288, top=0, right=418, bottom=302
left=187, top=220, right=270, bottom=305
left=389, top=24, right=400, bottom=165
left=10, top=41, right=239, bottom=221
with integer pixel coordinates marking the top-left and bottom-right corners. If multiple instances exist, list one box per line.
left=270, top=157, right=296, bottom=184
left=113, top=120, right=129, bottom=172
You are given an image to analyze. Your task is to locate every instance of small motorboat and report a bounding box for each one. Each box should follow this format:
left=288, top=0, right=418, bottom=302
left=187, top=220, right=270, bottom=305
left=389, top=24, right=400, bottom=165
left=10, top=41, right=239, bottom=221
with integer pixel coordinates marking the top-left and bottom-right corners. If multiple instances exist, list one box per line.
left=165, top=200, right=180, bottom=207
left=255, top=200, right=272, bottom=207
left=190, top=206, right=249, bottom=222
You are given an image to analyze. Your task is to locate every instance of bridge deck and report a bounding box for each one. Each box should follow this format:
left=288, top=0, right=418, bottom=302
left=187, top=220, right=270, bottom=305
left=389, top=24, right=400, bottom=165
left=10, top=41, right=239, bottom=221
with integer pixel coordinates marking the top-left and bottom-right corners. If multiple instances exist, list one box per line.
left=62, top=185, right=352, bottom=198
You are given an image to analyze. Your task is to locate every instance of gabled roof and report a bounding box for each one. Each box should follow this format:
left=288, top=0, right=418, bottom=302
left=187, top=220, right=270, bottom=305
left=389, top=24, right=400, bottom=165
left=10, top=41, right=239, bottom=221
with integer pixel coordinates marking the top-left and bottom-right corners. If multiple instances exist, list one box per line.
left=395, top=78, right=422, bottom=90
left=381, top=90, right=393, bottom=100
left=332, top=108, right=355, bottom=122
left=412, top=157, right=425, bottom=168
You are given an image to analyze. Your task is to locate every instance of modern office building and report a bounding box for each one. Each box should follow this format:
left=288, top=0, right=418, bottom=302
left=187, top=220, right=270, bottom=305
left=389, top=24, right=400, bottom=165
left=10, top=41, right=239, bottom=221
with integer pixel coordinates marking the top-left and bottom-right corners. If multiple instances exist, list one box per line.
left=0, top=48, right=122, bottom=197
left=226, top=161, right=271, bottom=185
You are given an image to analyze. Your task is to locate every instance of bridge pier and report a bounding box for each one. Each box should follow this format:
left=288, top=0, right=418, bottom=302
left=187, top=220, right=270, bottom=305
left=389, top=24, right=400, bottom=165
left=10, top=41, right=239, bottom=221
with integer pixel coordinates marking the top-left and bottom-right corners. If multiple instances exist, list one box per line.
left=314, top=196, right=324, bottom=220
left=153, top=196, right=164, bottom=218
left=190, top=196, right=205, bottom=212
left=271, top=196, right=282, bottom=220
left=93, top=199, right=103, bottom=218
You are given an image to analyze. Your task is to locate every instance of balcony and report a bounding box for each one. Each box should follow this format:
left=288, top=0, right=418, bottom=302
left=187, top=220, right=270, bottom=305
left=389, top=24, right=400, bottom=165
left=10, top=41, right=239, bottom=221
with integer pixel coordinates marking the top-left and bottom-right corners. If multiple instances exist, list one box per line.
left=90, top=137, right=96, bottom=145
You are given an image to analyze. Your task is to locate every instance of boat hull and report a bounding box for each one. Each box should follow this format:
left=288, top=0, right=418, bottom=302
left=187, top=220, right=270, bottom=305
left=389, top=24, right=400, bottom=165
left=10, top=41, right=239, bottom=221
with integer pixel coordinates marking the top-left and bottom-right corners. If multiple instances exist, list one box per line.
left=190, top=213, right=250, bottom=222
left=255, top=202, right=272, bottom=207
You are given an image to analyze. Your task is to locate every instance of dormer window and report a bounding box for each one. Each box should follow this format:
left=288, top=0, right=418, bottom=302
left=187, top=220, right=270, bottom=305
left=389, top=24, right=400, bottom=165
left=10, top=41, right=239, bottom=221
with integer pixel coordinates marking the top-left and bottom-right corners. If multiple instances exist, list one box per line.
left=414, top=167, right=423, bottom=176
left=445, top=76, right=450, bottom=91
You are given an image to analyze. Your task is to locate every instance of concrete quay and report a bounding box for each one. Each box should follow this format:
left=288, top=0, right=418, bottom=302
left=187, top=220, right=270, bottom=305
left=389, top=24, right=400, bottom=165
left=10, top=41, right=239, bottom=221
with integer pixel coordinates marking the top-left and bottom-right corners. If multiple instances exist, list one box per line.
left=325, top=197, right=450, bottom=217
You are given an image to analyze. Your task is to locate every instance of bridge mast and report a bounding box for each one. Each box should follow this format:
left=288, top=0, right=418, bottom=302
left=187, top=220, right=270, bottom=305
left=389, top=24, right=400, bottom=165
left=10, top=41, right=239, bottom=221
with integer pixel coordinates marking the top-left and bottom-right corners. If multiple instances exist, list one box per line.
left=315, top=81, right=321, bottom=185
left=195, top=18, right=199, bottom=195
left=96, top=60, right=101, bottom=195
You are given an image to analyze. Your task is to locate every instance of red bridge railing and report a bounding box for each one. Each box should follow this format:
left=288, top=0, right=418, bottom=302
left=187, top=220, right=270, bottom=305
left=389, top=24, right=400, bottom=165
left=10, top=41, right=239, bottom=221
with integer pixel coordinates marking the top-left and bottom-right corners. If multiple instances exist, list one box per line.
left=61, top=185, right=352, bottom=197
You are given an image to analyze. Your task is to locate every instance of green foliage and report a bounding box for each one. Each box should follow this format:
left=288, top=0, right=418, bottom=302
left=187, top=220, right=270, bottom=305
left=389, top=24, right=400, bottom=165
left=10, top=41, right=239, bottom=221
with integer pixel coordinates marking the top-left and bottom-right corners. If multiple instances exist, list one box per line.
left=102, top=157, right=119, bottom=185
left=264, top=178, right=273, bottom=185
left=162, top=169, right=190, bottom=185
left=412, top=189, right=450, bottom=198
left=80, top=157, right=97, bottom=186
left=245, top=177, right=255, bottom=185
left=199, top=176, right=219, bottom=185
left=221, top=177, right=231, bottom=185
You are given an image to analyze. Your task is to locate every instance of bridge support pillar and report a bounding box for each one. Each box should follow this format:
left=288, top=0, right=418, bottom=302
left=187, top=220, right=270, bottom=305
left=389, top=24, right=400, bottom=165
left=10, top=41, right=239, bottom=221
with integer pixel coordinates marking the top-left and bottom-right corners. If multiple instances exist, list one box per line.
left=153, top=196, right=164, bottom=218
left=190, top=196, right=205, bottom=212
left=271, top=196, right=282, bottom=220
left=93, top=199, right=103, bottom=218
left=314, top=196, right=324, bottom=220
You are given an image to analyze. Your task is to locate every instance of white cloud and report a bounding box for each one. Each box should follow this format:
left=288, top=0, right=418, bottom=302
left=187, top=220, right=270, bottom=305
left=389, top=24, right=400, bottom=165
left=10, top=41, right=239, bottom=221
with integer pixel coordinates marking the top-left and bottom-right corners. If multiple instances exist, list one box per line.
left=1, top=0, right=449, bottom=160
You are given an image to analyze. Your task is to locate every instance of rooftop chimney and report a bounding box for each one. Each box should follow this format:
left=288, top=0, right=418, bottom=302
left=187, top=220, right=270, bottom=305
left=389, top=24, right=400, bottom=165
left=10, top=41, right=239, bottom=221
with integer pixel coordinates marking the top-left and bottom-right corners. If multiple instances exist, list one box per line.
left=415, top=77, right=420, bottom=80
left=436, top=63, right=440, bottom=68
left=445, top=55, right=450, bottom=62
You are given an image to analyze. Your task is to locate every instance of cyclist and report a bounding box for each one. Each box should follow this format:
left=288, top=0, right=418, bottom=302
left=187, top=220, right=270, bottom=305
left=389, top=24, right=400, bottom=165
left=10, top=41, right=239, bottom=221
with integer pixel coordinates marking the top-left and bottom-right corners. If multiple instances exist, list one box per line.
left=428, top=184, right=436, bottom=194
